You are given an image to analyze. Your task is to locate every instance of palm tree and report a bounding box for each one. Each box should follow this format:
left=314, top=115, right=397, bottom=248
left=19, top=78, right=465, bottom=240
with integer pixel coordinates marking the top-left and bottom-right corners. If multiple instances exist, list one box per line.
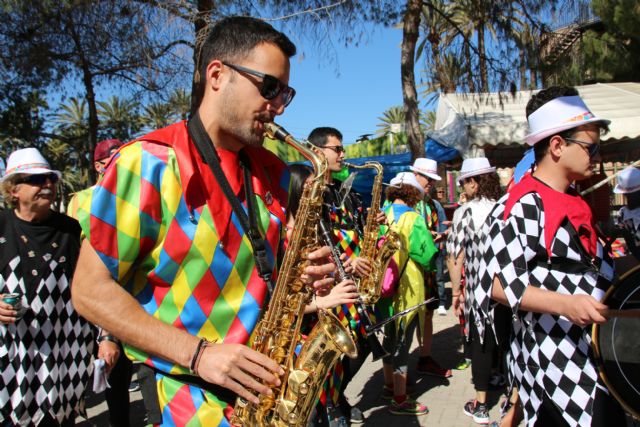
left=142, top=102, right=174, bottom=132
left=97, top=95, right=142, bottom=142
left=376, top=106, right=405, bottom=136
left=168, top=88, right=191, bottom=121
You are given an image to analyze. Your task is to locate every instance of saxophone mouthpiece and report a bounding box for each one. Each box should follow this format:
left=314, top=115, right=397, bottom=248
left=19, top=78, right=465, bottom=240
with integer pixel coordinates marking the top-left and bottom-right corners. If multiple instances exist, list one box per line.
left=264, top=122, right=292, bottom=142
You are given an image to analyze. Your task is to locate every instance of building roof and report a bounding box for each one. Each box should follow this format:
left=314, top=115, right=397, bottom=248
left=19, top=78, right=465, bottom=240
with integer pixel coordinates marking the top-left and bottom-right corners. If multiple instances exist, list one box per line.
left=430, top=82, right=640, bottom=166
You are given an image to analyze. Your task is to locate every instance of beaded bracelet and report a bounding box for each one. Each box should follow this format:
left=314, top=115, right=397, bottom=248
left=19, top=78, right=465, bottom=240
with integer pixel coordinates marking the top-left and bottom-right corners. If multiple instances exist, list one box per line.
left=189, top=338, right=210, bottom=375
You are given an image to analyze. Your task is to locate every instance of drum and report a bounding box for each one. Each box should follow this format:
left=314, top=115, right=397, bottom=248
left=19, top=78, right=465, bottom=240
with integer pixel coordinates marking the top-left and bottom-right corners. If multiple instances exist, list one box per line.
left=592, top=265, right=640, bottom=419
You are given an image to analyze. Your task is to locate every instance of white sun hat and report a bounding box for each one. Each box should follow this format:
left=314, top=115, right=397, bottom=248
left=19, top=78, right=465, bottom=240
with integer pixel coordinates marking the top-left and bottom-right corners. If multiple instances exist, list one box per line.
left=409, top=158, right=441, bottom=181
left=1, top=147, right=61, bottom=183
left=390, top=172, right=424, bottom=195
left=525, top=95, right=611, bottom=146
left=614, top=166, right=640, bottom=194
left=458, top=157, right=496, bottom=185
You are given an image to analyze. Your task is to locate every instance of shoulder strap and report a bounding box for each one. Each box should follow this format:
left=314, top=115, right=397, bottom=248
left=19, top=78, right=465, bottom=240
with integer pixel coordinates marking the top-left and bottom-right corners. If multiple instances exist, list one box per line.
left=187, top=114, right=275, bottom=296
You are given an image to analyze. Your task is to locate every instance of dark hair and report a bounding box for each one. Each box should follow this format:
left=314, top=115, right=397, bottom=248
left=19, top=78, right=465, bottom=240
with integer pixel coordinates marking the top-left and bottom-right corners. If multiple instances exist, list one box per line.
left=196, top=16, right=296, bottom=103
left=287, top=163, right=313, bottom=219
left=526, top=86, right=609, bottom=163
left=386, top=184, right=422, bottom=208
left=466, top=173, right=502, bottom=201
left=307, top=127, right=343, bottom=148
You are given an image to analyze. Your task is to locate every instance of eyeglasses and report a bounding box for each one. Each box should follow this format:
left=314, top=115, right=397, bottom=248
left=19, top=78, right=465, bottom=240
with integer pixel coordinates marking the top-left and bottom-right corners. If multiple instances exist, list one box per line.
left=323, top=145, right=345, bottom=154
left=564, top=137, right=600, bottom=158
left=17, top=173, right=59, bottom=186
left=222, top=62, right=296, bottom=107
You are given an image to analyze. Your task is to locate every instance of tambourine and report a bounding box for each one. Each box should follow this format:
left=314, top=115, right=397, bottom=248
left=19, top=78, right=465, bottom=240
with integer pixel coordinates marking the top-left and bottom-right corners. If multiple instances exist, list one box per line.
left=592, top=264, right=640, bottom=419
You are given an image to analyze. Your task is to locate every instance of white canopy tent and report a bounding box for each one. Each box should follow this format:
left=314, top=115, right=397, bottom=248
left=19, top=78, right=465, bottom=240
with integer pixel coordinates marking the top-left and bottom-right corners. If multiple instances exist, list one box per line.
left=429, top=82, right=640, bottom=167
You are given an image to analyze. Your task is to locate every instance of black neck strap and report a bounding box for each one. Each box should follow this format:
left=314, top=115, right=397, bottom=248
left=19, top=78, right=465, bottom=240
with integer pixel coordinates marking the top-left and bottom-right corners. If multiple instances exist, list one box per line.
left=187, top=114, right=274, bottom=296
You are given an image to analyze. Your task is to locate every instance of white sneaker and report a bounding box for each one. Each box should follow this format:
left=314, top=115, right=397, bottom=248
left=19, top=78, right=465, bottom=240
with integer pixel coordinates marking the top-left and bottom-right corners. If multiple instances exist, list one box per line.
left=437, top=305, right=446, bottom=316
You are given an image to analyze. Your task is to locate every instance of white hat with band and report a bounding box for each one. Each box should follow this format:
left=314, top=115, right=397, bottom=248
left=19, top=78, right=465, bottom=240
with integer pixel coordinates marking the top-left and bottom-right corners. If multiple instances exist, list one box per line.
left=458, top=157, right=496, bottom=185
left=1, top=148, right=61, bottom=183
left=525, top=95, right=610, bottom=146
left=410, top=158, right=441, bottom=181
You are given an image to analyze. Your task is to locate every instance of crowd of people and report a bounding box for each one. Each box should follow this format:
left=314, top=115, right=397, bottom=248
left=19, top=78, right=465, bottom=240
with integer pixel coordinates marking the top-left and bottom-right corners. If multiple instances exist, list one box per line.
left=1, top=14, right=638, bottom=427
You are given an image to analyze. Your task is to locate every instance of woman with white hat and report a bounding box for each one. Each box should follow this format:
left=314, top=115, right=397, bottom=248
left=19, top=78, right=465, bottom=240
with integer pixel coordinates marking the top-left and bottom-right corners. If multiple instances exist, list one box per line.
left=446, top=157, right=503, bottom=424
left=0, top=148, right=94, bottom=426
left=614, top=166, right=640, bottom=260
left=379, top=172, right=437, bottom=416
left=477, top=86, right=626, bottom=426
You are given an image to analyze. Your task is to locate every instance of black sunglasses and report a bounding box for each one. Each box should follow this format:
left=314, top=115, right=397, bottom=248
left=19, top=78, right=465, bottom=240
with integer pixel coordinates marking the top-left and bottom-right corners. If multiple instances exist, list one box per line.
left=564, top=137, right=600, bottom=158
left=323, top=145, right=345, bottom=154
left=222, top=62, right=296, bottom=107
left=17, top=173, right=59, bottom=186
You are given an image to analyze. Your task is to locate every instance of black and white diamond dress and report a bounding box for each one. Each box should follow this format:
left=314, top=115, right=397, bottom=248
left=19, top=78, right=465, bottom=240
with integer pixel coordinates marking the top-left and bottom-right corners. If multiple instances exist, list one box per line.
left=478, top=190, right=614, bottom=427
left=0, top=210, right=94, bottom=426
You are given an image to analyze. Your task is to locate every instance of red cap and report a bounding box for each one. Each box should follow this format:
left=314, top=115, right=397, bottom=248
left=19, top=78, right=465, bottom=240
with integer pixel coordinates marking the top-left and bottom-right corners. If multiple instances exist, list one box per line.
left=94, top=139, right=124, bottom=162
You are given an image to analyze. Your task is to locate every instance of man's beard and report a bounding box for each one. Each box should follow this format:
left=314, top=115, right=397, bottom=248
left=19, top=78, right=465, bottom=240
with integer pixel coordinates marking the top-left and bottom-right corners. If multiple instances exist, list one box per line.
left=218, top=87, right=267, bottom=148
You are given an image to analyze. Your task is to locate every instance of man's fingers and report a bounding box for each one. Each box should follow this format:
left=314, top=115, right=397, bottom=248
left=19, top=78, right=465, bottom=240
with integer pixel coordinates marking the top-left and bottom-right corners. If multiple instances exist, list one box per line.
left=237, top=356, right=282, bottom=387
left=307, top=245, right=331, bottom=260
left=242, top=347, right=284, bottom=377
left=224, top=377, right=261, bottom=405
left=312, top=277, right=335, bottom=292
left=304, top=262, right=335, bottom=277
left=232, top=366, right=277, bottom=398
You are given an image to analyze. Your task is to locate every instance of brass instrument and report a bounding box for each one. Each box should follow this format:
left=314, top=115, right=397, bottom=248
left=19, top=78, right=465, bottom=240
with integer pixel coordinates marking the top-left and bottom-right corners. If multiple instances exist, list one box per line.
left=344, top=162, right=401, bottom=304
left=231, top=123, right=357, bottom=427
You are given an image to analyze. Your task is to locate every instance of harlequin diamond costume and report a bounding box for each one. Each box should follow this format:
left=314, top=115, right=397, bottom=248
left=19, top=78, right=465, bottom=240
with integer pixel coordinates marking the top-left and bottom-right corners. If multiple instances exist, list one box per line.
left=477, top=95, right=624, bottom=426
left=0, top=149, right=94, bottom=426
left=77, top=121, right=289, bottom=426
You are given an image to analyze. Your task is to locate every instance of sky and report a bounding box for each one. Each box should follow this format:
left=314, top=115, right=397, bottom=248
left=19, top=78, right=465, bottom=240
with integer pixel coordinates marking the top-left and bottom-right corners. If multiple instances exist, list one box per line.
left=276, top=25, right=409, bottom=145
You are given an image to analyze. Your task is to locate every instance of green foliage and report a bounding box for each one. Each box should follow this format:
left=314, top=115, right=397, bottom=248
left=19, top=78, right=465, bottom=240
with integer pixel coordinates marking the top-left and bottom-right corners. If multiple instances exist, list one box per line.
left=582, top=0, right=640, bottom=83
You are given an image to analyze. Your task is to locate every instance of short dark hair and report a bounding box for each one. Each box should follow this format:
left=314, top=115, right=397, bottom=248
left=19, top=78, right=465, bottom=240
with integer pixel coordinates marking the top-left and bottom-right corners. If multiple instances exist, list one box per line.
left=195, top=16, right=296, bottom=103
left=307, top=127, right=343, bottom=148
left=386, top=184, right=422, bottom=208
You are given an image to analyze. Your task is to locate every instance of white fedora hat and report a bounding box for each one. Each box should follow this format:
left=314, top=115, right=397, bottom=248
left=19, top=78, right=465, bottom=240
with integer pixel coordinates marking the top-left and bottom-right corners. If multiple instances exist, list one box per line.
left=525, top=95, right=610, bottom=146
left=1, top=148, right=61, bottom=183
left=458, top=157, right=496, bottom=185
left=614, top=166, right=640, bottom=194
left=410, top=158, right=441, bottom=181
left=390, top=172, right=424, bottom=194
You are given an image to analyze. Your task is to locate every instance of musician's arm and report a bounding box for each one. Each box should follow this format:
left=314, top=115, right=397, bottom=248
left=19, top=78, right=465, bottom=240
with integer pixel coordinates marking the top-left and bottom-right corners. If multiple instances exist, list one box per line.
left=491, top=275, right=607, bottom=327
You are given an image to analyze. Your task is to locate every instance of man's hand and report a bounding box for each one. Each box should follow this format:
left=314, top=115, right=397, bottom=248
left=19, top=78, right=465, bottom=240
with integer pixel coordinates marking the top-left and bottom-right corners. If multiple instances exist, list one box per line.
left=302, top=246, right=337, bottom=294
left=373, top=210, right=388, bottom=226
left=197, top=343, right=285, bottom=404
left=98, top=340, right=121, bottom=373
left=0, top=296, right=17, bottom=324
left=344, top=257, right=372, bottom=278
left=316, top=280, right=359, bottom=310
left=453, top=294, right=465, bottom=317
left=560, top=294, right=608, bottom=327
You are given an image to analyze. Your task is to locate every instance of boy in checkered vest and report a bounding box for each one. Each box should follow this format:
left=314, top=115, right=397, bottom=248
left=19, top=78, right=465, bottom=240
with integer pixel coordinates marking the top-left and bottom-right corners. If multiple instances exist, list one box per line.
left=477, top=86, right=626, bottom=426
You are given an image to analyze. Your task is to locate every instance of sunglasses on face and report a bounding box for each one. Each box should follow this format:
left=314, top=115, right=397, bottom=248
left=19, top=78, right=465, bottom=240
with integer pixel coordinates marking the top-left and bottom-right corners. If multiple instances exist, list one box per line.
left=564, top=137, right=600, bottom=158
left=17, top=173, right=59, bottom=186
left=323, top=145, right=345, bottom=154
left=222, top=62, right=296, bottom=107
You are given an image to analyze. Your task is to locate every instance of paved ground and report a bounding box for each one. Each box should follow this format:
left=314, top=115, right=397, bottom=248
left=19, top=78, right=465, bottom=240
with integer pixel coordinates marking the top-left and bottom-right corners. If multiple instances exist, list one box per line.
left=75, top=287, right=512, bottom=426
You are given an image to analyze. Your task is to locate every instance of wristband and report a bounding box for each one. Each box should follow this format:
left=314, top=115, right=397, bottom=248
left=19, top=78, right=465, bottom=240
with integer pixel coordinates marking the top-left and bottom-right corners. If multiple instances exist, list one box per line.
left=190, top=338, right=213, bottom=376
left=97, top=335, right=119, bottom=345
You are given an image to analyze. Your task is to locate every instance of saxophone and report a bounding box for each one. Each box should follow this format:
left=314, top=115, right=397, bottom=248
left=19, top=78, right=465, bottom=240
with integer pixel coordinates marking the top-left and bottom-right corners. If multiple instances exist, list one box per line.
left=231, top=123, right=357, bottom=427
left=344, top=162, right=401, bottom=304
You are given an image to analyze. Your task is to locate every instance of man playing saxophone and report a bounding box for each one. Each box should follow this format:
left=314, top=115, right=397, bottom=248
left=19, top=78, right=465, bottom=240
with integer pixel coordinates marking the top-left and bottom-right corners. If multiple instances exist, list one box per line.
left=307, top=127, right=388, bottom=426
left=71, top=17, right=336, bottom=426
